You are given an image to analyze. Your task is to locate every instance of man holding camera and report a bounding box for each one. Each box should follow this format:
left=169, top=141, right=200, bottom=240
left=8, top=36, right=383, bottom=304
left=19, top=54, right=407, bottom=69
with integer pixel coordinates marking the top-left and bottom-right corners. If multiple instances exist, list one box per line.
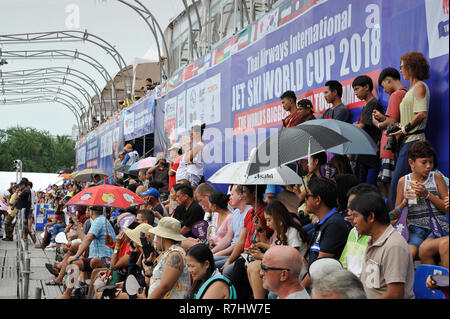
left=147, top=153, right=170, bottom=202
left=372, top=68, right=407, bottom=208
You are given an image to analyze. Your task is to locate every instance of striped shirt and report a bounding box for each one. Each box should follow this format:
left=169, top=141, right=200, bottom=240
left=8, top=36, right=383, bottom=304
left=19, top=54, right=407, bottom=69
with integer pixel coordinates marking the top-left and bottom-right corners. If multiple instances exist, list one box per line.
left=399, top=83, right=429, bottom=144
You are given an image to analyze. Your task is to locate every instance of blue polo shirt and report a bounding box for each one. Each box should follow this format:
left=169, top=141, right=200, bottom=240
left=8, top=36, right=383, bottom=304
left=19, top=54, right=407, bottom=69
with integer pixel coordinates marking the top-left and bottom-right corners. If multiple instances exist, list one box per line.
left=308, top=208, right=350, bottom=265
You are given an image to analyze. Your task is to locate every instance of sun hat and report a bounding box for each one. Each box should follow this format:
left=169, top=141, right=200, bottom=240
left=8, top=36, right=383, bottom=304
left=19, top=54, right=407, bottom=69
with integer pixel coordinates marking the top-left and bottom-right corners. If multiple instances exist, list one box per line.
left=140, top=187, right=160, bottom=199
left=124, top=144, right=133, bottom=152
left=308, top=257, right=343, bottom=282
left=168, top=143, right=182, bottom=151
left=156, top=152, right=166, bottom=163
left=124, top=223, right=153, bottom=247
left=147, top=217, right=186, bottom=242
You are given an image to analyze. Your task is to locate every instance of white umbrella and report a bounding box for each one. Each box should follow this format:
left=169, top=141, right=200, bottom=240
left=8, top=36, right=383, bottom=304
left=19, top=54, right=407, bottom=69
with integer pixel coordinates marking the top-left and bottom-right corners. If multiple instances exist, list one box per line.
left=208, top=161, right=304, bottom=186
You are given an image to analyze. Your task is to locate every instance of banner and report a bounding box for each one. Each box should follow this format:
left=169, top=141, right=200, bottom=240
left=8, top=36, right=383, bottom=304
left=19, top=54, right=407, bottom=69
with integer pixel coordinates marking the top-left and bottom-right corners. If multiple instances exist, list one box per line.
left=123, top=95, right=155, bottom=141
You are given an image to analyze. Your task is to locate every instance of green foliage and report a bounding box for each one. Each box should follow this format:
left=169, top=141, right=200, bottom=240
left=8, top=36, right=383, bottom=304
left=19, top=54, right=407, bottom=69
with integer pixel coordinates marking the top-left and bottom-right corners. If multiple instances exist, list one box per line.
left=0, top=126, right=75, bottom=173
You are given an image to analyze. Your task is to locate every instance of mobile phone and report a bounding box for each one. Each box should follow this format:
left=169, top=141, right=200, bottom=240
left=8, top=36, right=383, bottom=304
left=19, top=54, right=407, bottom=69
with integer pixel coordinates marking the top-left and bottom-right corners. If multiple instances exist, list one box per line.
left=431, top=275, right=449, bottom=288
left=140, top=231, right=154, bottom=259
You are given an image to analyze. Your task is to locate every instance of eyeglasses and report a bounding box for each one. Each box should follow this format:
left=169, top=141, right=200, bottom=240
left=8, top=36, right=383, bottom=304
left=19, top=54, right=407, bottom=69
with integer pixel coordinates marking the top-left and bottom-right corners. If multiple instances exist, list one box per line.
left=260, top=263, right=290, bottom=273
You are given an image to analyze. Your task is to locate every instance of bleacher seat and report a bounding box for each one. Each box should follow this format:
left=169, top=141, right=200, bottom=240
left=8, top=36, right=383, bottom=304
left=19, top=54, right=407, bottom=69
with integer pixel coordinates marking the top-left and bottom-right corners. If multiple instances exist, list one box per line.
left=413, top=264, right=448, bottom=299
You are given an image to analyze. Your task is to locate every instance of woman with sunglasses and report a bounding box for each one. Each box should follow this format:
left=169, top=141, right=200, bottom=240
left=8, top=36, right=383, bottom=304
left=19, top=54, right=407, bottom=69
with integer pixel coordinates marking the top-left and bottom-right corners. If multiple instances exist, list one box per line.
left=246, top=200, right=308, bottom=299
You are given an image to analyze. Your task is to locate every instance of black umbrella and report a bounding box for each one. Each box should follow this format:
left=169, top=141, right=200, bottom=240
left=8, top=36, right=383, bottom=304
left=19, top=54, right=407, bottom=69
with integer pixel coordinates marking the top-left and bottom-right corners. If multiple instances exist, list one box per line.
left=56, top=168, right=74, bottom=174
left=246, top=124, right=349, bottom=176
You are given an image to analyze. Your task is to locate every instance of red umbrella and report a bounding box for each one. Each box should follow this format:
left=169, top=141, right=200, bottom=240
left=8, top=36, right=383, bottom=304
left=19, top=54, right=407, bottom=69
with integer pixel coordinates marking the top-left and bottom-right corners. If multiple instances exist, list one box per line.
left=66, top=184, right=145, bottom=209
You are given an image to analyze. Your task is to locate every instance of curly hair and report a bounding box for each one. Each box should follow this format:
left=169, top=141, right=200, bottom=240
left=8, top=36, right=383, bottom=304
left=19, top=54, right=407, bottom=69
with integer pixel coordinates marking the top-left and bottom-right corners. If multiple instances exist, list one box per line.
left=401, top=51, right=430, bottom=80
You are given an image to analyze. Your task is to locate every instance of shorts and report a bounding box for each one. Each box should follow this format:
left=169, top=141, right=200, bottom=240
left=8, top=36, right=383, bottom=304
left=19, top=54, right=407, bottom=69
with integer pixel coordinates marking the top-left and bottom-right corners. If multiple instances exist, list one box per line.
left=81, top=256, right=111, bottom=272
left=407, top=224, right=448, bottom=248
left=186, top=173, right=202, bottom=188
left=377, top=158, right=396, bottom=183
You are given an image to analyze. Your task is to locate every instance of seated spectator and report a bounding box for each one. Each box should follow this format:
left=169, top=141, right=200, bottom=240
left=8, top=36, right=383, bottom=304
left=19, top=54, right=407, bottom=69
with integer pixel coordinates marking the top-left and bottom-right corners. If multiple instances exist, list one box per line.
left=301, top=177, right=349, bottom=290
left=194, top=183, right=215, bottom=227
left=176, top=184, right=205, bottom=239
left=311, top=269, right=367, bottom=299
left=186, top=243, right=237, bottom=299
left=339, top=183, right=379, bottom=277
left=212, top=185, right=252, bottom=269
left=139, top=217, right=191, bottom=299
left=392, top=141, right=449, bottom=260
left=329, top=155, right=354, bottom=176
left=208, top=191, right=233, bottom=248
left=350, top=191, right=415, bottom=298
left=57, top=206, right=116, bottom=299
left=260, top=245, right=309, bottom=299
left=140, top=188, right=168, bottom=226
left=246, top=199, right=308, bottom=299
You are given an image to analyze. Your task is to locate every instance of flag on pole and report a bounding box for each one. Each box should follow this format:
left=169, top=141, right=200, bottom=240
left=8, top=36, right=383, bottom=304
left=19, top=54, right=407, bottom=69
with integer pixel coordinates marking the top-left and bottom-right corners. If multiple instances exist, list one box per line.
left=238, top=27, right=251, bottom=50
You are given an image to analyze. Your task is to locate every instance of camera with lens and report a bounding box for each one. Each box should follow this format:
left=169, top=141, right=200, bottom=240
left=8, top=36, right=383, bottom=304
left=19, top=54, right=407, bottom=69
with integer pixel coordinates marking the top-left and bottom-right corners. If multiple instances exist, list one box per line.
left=384, top=125, right=401, bottom=151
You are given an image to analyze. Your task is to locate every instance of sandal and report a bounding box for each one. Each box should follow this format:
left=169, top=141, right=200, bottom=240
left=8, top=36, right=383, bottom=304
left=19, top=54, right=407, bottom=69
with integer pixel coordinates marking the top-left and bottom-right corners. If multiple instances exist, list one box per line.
left=45, top=279, right=63, bottom=286
left=45, top=263, right=60, bottom=276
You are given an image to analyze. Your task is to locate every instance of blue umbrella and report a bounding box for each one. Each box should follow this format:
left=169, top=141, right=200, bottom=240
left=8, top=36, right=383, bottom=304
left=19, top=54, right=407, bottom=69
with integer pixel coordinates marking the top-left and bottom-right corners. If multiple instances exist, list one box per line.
left=300, top=119, right=377, bottom=155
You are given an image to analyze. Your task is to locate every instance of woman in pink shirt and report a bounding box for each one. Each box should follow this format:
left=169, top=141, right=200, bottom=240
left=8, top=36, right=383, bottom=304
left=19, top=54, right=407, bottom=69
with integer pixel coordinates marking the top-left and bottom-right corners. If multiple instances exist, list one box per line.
left=208, top=191, right=233, bottom=248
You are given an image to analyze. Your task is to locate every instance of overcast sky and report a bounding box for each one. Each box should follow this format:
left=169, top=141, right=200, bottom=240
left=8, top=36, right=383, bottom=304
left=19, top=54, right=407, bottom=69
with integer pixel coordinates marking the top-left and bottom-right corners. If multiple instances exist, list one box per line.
left=0, top=0, right=185, bottom=136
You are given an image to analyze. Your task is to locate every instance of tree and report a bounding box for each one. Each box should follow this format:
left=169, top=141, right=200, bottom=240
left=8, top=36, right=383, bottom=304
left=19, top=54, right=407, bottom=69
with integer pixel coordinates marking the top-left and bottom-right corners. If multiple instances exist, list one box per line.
left=0, top=126, right=75, bottom=173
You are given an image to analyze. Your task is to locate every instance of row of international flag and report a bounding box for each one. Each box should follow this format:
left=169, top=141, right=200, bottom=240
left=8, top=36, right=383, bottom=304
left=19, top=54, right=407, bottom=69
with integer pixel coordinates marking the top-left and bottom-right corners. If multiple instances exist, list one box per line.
left=159, top=0, right=320, bottom=96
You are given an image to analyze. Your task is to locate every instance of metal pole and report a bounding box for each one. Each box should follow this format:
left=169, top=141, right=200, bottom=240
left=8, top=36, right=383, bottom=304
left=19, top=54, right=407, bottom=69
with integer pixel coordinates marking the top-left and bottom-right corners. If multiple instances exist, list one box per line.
left=23, top=253, right=30, bottom=299
left=34, top=287, right=42, bottom=299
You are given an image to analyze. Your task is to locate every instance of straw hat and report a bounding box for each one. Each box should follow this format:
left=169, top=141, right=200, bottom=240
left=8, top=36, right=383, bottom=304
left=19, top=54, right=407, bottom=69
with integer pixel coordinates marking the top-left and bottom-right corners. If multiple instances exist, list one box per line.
left=124, top=144, right=133, bottom=152
left=147, top=217, right=186, bottom=242
left=124, top=223, right=153, bottom=247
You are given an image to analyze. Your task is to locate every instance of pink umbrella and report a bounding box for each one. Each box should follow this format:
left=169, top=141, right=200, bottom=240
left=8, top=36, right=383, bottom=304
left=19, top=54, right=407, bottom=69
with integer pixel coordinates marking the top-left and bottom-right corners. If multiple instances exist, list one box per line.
left=128, top=157, right=156, bottom=173
left=0, top=201, right=8, bottom=211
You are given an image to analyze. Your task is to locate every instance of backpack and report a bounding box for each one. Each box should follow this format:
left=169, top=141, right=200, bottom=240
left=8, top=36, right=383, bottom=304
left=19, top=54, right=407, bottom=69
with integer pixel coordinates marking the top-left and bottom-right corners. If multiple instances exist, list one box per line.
left=194, top=275, right=237, bottom=299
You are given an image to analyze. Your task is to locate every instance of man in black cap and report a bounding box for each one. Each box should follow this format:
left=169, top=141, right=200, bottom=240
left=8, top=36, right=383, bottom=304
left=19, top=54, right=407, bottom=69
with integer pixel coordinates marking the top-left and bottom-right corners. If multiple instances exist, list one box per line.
left=297, top=99, right=317, bottom=124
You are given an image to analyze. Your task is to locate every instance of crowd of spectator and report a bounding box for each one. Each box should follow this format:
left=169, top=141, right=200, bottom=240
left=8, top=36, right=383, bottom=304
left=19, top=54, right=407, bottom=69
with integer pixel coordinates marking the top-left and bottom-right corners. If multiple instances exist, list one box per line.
left=1, top=50, right=448, bottom=300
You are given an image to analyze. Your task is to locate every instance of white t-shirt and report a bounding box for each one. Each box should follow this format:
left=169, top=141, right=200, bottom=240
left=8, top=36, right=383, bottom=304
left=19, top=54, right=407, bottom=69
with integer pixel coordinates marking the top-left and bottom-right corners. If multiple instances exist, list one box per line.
left=285, top=227, right=308, bottom=258
left=176, top=156, right=188, bottom=182
left=280, top=289, right=310, bottom=299
left=186, top=141, right=204, bottom=176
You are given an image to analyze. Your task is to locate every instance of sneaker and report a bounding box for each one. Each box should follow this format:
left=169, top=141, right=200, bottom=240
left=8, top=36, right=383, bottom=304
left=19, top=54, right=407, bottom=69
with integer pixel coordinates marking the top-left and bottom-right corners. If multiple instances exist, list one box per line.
left=47, top=242, right=57, bottom=248
left=2, top=237, right=13, bottom=241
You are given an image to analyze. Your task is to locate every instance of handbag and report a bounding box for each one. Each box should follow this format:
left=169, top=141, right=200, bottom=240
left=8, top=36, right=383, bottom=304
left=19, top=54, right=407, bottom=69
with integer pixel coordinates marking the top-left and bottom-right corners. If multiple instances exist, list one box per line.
left=393, top=206, right=409, bottom=242
left=425, top=199, right=444, bottom=238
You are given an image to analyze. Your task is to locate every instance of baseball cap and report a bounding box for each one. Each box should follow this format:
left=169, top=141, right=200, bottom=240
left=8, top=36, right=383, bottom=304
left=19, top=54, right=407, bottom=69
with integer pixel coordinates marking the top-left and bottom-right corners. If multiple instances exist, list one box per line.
left=140, top=187, right=160, bottom=198
left=168, top=143, right=182, bottom=151
left=297, top=99, right=315, bottom=112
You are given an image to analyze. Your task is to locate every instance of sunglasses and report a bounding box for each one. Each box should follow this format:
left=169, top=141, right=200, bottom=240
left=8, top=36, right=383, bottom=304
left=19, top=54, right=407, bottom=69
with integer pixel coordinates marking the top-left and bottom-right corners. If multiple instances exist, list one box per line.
left=260, top=262, right=290, bottom=273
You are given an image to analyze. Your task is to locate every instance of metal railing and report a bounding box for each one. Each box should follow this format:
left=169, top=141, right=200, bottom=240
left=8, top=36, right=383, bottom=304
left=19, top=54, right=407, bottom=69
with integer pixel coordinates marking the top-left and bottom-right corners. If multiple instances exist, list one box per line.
left=15, top=208, right=31, bottom=299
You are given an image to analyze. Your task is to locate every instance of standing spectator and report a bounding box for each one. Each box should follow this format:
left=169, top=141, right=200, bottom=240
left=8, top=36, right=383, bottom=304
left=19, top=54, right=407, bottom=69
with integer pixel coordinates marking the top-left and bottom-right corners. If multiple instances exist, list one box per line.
left=372, top=67, right=407, bottom=207
left=280, top=90, right=300, bottom=129
left=389, top=51, right=430, bottom=209
left=168, top=142, right=183, bottom=192
left=15, top=178, right=35, bottom=244
left=176, top=135, right=191, bottom=184
left=322, top=80, right=351, bottom=123
left=352, top=75, right=383, bottom=183
left=311, top=270, right=367, bottom=299
left=300, top=177, right=349, bottom=290
left=147, top=153, right=170, bottom=201
left=146, top=78, right=155, bottom=91
left=2, top=185, right=19, bottom=241
left=121, top=144, right=139, bottom=167
left=185, top=124, right=206, bottom=188
left=296, top=98, right=316, bottom=123
left=392, top=141, right=449, bottom=260
left=260, top=245, right=309, bottom=299
left=350, top=191, right=415, bottom=299
left=176, top=184, right=205, bottom=239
